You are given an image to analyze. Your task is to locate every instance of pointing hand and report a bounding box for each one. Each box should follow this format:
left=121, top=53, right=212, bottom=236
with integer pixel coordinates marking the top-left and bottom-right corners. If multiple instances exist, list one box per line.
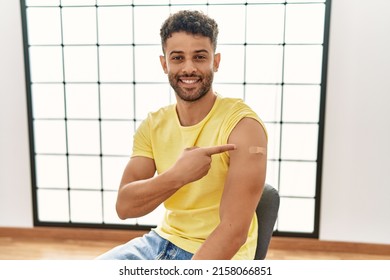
left=169, top=144, right=236, bottom=186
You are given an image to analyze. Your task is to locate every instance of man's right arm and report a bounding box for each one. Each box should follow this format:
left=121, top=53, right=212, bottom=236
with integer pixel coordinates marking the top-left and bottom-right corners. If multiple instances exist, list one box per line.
left=115, top=156, right=181, bottom=219
left=116, top=144, right=236, bottom=220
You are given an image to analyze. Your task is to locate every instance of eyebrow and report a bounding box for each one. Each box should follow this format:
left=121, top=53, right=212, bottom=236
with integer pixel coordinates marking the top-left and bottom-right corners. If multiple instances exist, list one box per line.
left=168, top=49, right=210, bottom=56
left=194, top=49, right=210, bottom=54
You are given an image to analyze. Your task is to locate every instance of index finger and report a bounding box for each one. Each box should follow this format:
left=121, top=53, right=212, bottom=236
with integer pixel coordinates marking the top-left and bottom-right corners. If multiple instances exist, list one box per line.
left=202, top=144, right=237, bottom=156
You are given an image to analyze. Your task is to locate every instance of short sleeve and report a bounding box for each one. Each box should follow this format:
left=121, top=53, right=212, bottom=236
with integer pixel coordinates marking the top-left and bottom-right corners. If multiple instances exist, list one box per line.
left=132, top=117, right=154, bottom=159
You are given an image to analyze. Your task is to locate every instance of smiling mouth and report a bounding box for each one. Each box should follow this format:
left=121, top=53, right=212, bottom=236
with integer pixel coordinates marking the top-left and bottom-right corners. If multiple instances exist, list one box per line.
left=180, top=79, right=198, bottom=84
left=178, top=76, right=201, bottom=85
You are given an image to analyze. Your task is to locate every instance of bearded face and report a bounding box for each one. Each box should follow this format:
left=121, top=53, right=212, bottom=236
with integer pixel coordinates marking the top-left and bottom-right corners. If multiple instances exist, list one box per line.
left=160, top=32, right=220, bottom=103
left=168, top=70, right=214, bottom=102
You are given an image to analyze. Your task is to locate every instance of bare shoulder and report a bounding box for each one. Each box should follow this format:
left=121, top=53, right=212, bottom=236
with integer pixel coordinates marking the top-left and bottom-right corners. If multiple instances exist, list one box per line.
left=228, top=117, right=267, bottom=157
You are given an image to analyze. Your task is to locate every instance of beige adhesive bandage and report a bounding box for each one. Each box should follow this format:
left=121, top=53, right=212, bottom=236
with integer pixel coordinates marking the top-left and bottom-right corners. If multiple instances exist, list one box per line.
left=249, top=146, right=266, bottom=154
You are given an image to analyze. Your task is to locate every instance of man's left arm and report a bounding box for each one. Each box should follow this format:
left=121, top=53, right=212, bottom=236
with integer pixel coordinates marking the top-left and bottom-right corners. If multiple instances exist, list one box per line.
left=192, top=117, right=267, bottom=260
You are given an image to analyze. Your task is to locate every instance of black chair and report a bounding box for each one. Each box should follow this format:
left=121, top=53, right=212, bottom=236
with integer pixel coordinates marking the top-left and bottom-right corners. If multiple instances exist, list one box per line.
left=254, top=184, right=280, bottom=260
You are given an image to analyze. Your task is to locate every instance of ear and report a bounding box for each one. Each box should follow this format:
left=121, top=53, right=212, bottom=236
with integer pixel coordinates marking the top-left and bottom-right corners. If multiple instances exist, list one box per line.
left=213, top=53, right=221, bottom=72
left=160, top=55, right=168, bottom=74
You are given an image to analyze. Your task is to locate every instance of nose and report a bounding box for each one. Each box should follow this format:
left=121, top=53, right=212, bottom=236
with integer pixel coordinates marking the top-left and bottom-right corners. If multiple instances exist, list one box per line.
left=181, top=59, right=197, bottom=75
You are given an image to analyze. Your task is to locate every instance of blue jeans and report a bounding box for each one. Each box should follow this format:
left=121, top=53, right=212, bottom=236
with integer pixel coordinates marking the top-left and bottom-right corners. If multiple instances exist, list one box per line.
left=96, top=230, right=193, bottom=260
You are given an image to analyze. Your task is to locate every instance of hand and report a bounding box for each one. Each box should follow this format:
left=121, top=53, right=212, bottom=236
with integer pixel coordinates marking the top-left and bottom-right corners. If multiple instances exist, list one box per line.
left=169, top=144, right=236, bottom=186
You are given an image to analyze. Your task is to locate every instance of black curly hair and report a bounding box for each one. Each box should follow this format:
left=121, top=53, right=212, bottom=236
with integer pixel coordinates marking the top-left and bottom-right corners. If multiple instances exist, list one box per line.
left=160, top=10, right=219, bottom=53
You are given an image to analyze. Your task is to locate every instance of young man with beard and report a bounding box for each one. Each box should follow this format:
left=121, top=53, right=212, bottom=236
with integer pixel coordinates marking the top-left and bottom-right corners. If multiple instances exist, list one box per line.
left=97, top=10, right=267, bottom=260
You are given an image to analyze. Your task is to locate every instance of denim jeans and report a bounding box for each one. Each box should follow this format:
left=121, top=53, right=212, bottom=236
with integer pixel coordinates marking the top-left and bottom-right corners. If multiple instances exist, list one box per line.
left=96, top=230, right=193, bottom=260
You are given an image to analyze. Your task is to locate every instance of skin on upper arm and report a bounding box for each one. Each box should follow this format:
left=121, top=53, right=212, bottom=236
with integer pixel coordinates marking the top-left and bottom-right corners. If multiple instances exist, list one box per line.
left=191, top=117, right=267, bottom=259
left=220, top=117, right=267, bottom=239
left=119, top=156, right=157, bottom=189
left=116, top=156, right=157, bottom=218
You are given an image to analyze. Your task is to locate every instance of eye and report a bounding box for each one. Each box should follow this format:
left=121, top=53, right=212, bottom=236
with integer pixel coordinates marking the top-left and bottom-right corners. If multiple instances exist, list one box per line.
left=194, top=55, right=207, bottom=60
left=171, top=56, right=184, bottom=61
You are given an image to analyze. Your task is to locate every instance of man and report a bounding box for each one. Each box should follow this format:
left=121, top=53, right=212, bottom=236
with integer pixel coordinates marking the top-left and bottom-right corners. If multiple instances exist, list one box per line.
left=97, top=10, right=267, bottom=260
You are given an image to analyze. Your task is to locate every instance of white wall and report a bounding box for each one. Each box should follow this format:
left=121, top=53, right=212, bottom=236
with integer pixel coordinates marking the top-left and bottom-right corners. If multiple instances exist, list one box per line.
left=1, top=0, right=389, bottom=245
left=0, top=0, right=33, bottom=227
left=320, top=0, right=390, bottom=244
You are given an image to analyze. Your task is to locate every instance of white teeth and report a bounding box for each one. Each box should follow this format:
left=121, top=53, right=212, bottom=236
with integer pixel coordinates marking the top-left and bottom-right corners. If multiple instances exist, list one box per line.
left=181, top=79, right=198, bottom=84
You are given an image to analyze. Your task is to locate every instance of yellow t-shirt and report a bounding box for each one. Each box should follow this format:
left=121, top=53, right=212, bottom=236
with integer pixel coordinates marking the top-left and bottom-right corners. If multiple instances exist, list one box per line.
left=132, top=95, right=266, bottom=260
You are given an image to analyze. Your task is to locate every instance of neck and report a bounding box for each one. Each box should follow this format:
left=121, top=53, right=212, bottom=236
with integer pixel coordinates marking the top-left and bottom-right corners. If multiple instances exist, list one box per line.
left=175, top=91, right=217, bottom=126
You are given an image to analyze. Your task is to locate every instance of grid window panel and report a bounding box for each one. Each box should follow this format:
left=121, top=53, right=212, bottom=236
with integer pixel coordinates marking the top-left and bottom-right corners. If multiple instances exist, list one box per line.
left=98, top=46, right=133, bottom=82
left=32, top=84, right=65, bottom=119
left=22, top=1, right=330, bottom=236
left=100, top=84, right=134, bottom=120
left=103, top=191, right=119, bottom=224
left=68, top=156, right=101, bottom=190
left=279, top=161, right=317, bottom=198
left=133, top=6, right=170, bottom=44
left=135, top=84, right=172, bottom=120
left=98, top=0, right=132, bottom=5
left=170, top=0, right=208, bottom=4
left=246, top=4, right=285, bottom=44
left=287, top=0, right=325, bottom=3
left=35, top=155, right=68, bottom=189
left=214, top=84, right=244, bottom=100
left=284, top=45, right=323, bottom=84
left=213, top=45, right=245, bottom=83
left=33, top=120, right=67, bottom=154
left=281, top=124, right=319, bottom=161
left=26, top=0, right=60, bottom=6
left=210, top=0, right=277, bottom=3
left=134, top=46, right=167, bottom=83
left=37, top=189, right=69, bottom=222
left=62, top=7, right=97, bottom=45
left=29, top=46, right=63, bottom=82
left=26, top=8, right=61, bottom=45
left=63, top=46, right=98, bottom=82
left=208, top=5, right=246, bottom=44
left=208, top=0, right=241, bottom=3
left=169, top=5, right=209, bottom=16
left=245, top=85, right=282, bottom=123
left=285, top=4, right=326, bottom=44
left=69, top=190, right=102, bottom=223
left=265, top=160, right=280, bottom=193
left=278, top=197, right=315, bottom=233
left=65, top=84, right=100, bottom=120
left=264, top=123, right=281, bottom=161
left=67, top=120, right=101, bottom=155
left=133, top=0, right=169, bottom=5
left=283, top=85, right=321, bottom=123
left=101, top=121, right=134, bottom=156
left=61, top=0, right=96, bottom=6
left=102, top=156, right=129, bottom=191
left=97, top=7, right=133, bottom=45
left=246, top=46, right=284, bottom=84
